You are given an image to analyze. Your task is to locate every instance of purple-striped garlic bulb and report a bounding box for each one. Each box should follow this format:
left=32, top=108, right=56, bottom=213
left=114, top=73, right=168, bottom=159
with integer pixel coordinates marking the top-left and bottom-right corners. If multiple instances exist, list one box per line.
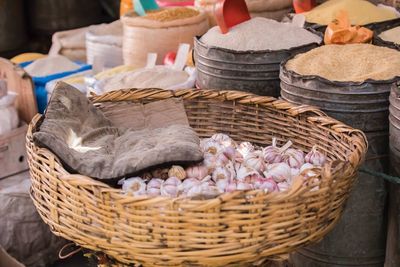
left=146, top=178, right=163, bottom=197
left=263, top=162, right=292, bottom=183
left=215, top=152, right=230, bottom=167
left=122, top=177, right=147, bottom=196
left=160, top=177, right=182, bottom=197
left=212, top=166, right=233, bottom=183
left=222, top=146, right=237, bottom=161
left=226, top=181, right=238, bottom=192
left=216, top=178, right=230, bottom=193
left=244, top=150, right=265, bottom=172
left=186, top=165, right=209, bottom=180
left=249, top=175, right=267, bottom=189
left=258, top=178, right=278, bottom=192
left=237, top=142, right=254, bottom=158
left=186, top=181, right=220, bottom=198
left=211, top=133, right=236, bottom=148
left=180, top=178, right=201, bottom=194
left=201, top=139, right=224, bottom=156
left=263, top=139, right=293, bottom=164
left=283, top=148, right=305, bottom=169
left=305, top=146, right=326, bottom=166
left=235, top=164, right=259, bottom=182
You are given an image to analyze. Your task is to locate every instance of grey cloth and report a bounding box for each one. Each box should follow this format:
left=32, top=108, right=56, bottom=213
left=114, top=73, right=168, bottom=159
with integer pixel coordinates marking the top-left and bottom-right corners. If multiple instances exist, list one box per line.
left=0, top=174, right=67, bottom=267
left=33, top=82, right=203, bottom=181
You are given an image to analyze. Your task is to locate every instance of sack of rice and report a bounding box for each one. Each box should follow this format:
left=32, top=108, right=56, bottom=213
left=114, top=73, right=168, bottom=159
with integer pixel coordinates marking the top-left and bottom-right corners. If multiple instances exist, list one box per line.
left=91, top=66, right=196, bottom=94
left=195, top=0, right=293, bottom=25
left=121, top=7, right=209, bottom=67
left=86, top=20, right=123, bottom=68
left=48, top=26, right=88, bottom=62
left=304, top=0, right=399, bottom=26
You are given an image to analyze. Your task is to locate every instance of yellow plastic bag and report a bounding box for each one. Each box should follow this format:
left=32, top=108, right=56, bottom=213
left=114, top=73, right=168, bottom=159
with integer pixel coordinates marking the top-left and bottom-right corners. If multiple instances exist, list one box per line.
left=324, top=10, right=373, bottom=45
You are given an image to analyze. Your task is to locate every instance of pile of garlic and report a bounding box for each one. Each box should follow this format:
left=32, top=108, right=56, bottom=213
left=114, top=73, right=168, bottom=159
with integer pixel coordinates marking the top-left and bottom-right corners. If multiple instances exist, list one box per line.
left=120, top=134, right=326, bottom=198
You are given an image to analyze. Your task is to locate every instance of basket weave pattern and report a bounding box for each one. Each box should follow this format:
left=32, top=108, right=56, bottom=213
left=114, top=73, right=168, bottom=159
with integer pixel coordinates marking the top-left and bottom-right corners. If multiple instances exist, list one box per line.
left=27, top=89, right=367, bottom=266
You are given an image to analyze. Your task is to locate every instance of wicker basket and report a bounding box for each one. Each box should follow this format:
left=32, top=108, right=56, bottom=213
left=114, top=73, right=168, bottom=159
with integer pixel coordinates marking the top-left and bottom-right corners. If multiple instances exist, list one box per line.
left=27, top=89, right=367, bottom=266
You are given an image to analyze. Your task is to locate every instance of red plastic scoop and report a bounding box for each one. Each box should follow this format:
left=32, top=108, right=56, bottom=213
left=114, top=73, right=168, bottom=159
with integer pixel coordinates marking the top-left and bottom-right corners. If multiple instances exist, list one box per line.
left=215, top=0, right=251, bottom=34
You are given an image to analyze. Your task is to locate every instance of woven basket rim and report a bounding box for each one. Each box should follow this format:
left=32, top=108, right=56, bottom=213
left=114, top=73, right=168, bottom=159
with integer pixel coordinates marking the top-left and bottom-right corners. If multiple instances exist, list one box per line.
left=28, top=88, right=368, bottom=204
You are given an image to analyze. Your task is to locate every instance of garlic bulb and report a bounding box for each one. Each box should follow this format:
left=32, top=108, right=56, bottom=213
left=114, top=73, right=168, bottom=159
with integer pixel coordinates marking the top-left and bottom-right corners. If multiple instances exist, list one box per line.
left=244, top=150, right=265, bottom=172
left=201, top=139, right=224, bottom=156
left=300, top=164, right=320, bottom=180
left=237, top=142, right=254, bottom=158
left=122, top=177, right=146, bottom=196
left=146, top=178, right=163, bottom=196
left=263, top=162, right=292, bottom=183
left=186, top=182, right=220, bottom=198
left=212, top=166, right=232, bottom=182
left=263, top=139, right=293, bottom=164
left=185, top=165, right=209, bottom=180
left=151, top=168, right=169, bottom=179
left=226, top=181, right=238, bottom=192
left=305, top=146, right=326, bottom=166
left=222, top=146, right=237, bottom=160
left=160, top=177, right=182, bottom=197
left=258, top=178, right=278, bottom=192
left=211, top=133, right=235, bottom=147
left=180, top=178, right=201, bottom=193
left=283, top=148, right=305, bottom=169
left=215, top=152, right=230, bottom=167
left=168, top=165, right=186, bottom=180
left=249, top=175, right=266, bottom=189
left=277, top=181, right=290, bottom=192
left=235, top=165, right=259, bottom=181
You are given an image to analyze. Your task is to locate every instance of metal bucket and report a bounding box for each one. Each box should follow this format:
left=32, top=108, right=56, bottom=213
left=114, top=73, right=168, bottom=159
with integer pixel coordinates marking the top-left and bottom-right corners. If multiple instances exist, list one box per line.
left=194, top=37, right=320, bottom=97
left=386, top=82, right=400, bottom=267
left=280, top=62, right=392, bottom=132
left=0, top=0, right=27, bottom=53
left=27, top=0, right=103, bottom=36
left=291, top=131, right=389, bottom=267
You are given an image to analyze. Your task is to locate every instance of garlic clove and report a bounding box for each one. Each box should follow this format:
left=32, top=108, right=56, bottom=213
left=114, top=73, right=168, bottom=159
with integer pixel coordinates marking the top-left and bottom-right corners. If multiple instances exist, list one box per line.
left=215, top=152, right=230, bottom=167
left=216, top=178, right=230, bottom=193
left=201, top=139, right=224, bottom=156
left=259, top=177, right=278, bottom=192
left=180, top=178, right=201, bottom=193
left=237, top=181, right=254, bottom=191
left=210, top=133, right=236, bottom=148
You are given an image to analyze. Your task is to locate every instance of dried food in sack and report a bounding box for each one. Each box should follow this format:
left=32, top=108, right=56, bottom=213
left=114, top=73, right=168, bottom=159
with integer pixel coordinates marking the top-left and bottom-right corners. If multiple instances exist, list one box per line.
left=86, top=20, right=123, bottom=68
left=92, top=66, right=195, bottom=94
left=144, top=7, right=200, bottom=21
left=0, top=92, right=19, bottom=135
left=23, top=55, right=81, bottom=77
left=304, top=0, right=399, bottom=25
left=48, top=27, right=88, bottom=62
left=121, top=8, right=209, bottom=66
left=32, top=82, right=203, bottom=182
left=285, top=44, right=400, bottom=82
left=200, top=17, right=321, bottom=51
left=379, top=26, right=400, bottom=44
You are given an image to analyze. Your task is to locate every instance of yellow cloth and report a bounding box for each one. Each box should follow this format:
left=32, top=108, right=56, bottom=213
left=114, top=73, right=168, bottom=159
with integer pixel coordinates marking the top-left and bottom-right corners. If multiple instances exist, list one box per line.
left=10, top=53, right=45, bottom=64
left=305, top=0, right=398, bottom=25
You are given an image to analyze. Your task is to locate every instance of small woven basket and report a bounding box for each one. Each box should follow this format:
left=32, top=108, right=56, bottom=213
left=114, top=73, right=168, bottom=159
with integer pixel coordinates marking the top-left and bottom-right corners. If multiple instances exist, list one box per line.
left=27, top=89, right=367, bottom=266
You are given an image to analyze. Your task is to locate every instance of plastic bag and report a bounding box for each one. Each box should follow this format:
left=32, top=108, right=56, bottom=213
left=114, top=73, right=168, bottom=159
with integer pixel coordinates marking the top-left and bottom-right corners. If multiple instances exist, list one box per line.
left=324, top=10, right=373, bottom=45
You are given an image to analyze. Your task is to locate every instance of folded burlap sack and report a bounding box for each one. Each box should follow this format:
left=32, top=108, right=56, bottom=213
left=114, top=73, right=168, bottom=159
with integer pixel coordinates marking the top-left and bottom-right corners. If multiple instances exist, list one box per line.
left=33, top=82, right=203, bottom=182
